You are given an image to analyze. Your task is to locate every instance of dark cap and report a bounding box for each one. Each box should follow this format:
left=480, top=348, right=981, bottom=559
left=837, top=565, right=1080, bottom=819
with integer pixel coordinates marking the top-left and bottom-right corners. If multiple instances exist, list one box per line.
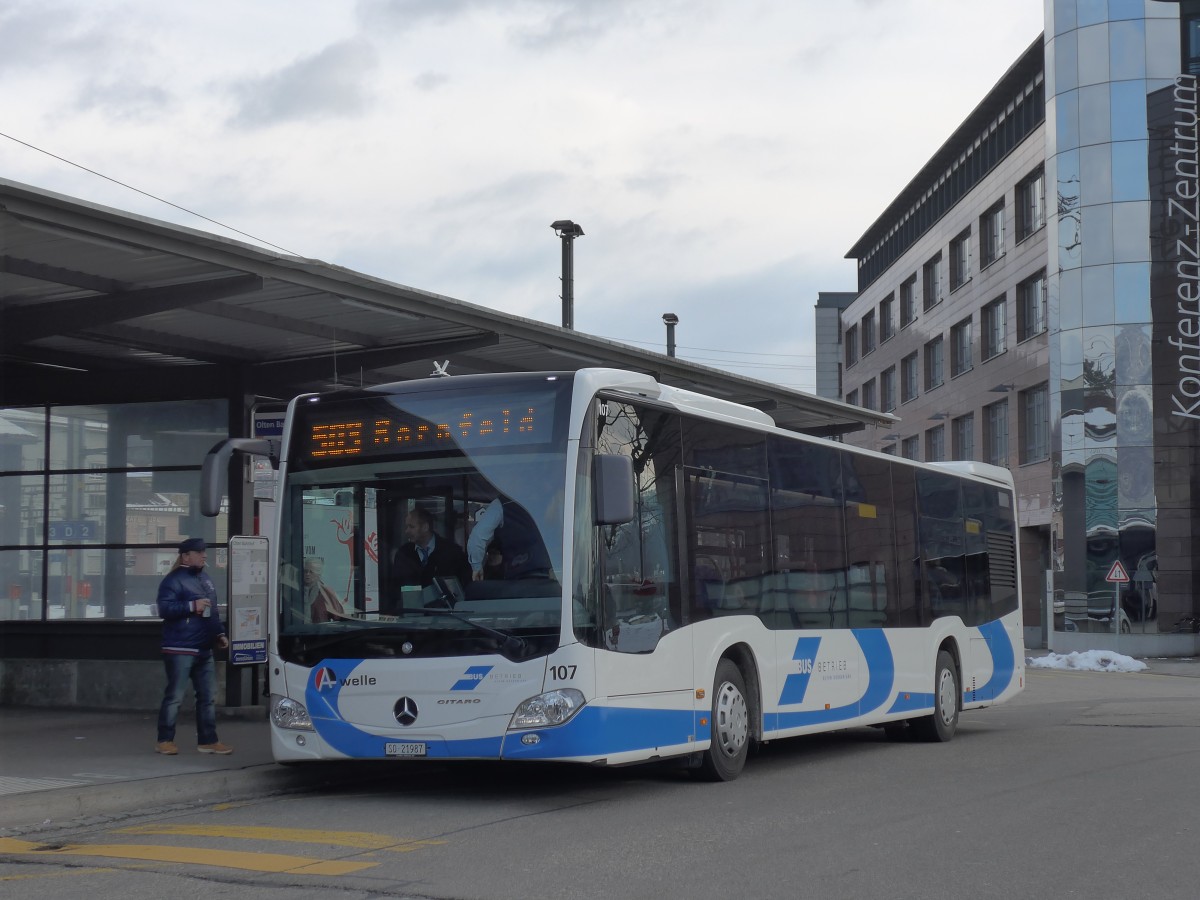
left=178, top=537, right=206, bottom=554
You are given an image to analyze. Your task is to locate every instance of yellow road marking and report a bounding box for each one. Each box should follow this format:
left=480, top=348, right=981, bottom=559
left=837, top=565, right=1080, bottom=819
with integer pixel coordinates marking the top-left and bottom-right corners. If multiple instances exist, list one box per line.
left=0, top=866, right=116, bottom=881
left=0, top=837, right=375, bottom=876
left=116, top=824, right=445, bottom=852
left=0, top=839, right=40, bottom=852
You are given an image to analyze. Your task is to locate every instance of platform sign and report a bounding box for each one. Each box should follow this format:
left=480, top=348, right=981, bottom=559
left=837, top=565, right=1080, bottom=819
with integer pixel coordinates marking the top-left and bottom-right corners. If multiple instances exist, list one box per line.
left=228, top=535, right=269, bottom=665
left=1105, top=560, right=1130, bottom=583
left=252, top=412, right=284, bottom=500
left=48, top=520, right=96, bottom=541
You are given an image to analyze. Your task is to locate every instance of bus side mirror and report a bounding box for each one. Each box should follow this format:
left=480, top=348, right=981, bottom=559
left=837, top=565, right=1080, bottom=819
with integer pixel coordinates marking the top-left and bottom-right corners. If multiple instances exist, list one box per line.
left=593, top=453, right=635, bottom=525
left=201, top=438, right=279, bottom=517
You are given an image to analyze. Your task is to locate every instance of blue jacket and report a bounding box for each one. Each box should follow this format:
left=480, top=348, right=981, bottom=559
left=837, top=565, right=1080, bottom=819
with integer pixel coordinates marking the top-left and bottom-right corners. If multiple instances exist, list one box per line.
left=156, top=565, right=226, bottom=655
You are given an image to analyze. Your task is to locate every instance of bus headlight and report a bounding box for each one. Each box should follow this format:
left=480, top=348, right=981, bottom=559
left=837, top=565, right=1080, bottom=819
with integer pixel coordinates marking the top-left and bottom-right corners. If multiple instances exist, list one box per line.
left=270, top=694, right=314, bottom=731
left=510, top=689, right=586, bottom=729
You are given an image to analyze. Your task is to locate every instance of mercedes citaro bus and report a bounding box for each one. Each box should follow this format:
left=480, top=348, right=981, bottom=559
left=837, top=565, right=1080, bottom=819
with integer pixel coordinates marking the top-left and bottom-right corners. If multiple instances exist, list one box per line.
left=203, top=369, right=1024, bottom=780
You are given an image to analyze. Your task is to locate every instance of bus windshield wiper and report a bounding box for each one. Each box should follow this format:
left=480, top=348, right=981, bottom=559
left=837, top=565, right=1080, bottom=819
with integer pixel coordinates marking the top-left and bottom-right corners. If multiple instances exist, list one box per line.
left=296, top=626, right=413, bottom=656
left=402, top=606, right=530, bottom=660
left=412, top=576, right=531, bottom=659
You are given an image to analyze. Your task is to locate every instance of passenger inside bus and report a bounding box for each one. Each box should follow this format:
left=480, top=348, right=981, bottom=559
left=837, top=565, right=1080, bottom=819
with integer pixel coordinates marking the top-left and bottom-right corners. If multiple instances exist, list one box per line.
left=304, top=557, right=347, bottom=623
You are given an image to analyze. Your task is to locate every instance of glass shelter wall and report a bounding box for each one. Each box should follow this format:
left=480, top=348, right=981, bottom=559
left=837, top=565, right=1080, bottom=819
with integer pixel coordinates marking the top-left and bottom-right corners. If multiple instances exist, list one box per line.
left=0, top=401, right=229, bottom=621
left=1046, top=0, right=1195, bottom=635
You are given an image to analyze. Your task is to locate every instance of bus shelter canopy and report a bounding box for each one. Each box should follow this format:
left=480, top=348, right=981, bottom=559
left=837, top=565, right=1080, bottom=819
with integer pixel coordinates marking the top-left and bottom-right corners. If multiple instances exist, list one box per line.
left=1, top=178, right=890, bottom=437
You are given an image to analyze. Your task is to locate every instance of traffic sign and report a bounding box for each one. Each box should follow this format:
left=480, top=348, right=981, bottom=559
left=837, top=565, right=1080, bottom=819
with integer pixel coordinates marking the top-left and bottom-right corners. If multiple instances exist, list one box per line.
left=1105, top=560, right=1130, bottom=583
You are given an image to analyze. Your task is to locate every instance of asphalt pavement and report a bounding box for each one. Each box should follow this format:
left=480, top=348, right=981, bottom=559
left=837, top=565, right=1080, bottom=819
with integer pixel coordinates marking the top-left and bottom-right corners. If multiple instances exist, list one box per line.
left=1, top=652, right=1196, bottom=835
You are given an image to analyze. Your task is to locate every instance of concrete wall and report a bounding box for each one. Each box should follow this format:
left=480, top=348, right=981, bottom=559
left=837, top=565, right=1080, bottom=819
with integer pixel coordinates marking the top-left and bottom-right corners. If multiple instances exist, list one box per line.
left=1048, top=630, right=1199, bottom=659
left=0, top=658, right=230, bottom=711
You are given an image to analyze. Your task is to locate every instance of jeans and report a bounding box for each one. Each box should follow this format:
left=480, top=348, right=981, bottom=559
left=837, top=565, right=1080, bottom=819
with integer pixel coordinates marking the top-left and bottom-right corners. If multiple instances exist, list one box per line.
left=157, top=652, right=218, bottom=745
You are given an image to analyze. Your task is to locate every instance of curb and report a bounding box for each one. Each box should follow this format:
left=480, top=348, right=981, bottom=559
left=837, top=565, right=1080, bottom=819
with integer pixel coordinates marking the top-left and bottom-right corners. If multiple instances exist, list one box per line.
left=0, top=765, right=301, bottom=834
left=0, top=759, right=428, bottom=836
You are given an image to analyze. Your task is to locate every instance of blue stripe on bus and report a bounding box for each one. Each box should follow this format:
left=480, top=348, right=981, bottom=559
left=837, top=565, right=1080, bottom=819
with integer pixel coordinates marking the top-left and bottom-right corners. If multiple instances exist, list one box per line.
left=888, top=692, right=934, bottom=714
left=298, top=621, right=1018, bottom=760
left=767, top=629, right=895, bottom=731
left=302, top=664, right=695, bottom=761
left=451, top=665, right=494, bottom=691
left=778, top=636, right=822, bottom=705
left=964, top=620, right=1016, bottom=703
left=315, top=719, right=505, bottom=759
left=503, top=705, right=696, bottom=760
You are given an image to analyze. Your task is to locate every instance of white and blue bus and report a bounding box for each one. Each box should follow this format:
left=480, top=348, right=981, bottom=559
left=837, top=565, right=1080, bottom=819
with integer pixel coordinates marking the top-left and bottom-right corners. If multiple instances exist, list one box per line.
left=204, top=369, right=1024, bottom=780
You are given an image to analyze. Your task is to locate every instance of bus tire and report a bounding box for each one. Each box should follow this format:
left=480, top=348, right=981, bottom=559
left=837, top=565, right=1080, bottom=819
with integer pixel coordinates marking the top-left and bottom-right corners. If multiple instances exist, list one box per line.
left=912, top=649, right=959, bottom=743
left=695, top=658, right=750, bottom=781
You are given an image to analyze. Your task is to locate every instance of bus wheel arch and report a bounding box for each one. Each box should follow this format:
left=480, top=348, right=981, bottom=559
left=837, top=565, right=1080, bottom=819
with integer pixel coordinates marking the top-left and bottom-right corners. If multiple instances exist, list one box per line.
left=911, top=641, right=961, bottom=743
left=693, top=647, right=758, bottom=781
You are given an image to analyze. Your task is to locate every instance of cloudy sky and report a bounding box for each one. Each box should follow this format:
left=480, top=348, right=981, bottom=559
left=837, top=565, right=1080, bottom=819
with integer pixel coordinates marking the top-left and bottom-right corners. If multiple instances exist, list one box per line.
left=1, top=0, right=1045, bottom=393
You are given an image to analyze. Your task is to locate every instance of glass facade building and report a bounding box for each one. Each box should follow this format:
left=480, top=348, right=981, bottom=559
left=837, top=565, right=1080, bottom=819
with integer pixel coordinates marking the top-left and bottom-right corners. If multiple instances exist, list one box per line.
left=1049, top=0, right=1198, bottom=641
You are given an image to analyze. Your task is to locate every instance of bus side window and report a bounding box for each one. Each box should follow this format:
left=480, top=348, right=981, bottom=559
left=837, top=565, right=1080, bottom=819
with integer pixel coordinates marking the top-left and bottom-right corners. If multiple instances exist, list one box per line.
left=593, top=400, right=682, bottom=652
left=768, top=436, right=847, bottom=629
left=916, top=470, right=968, bottom=623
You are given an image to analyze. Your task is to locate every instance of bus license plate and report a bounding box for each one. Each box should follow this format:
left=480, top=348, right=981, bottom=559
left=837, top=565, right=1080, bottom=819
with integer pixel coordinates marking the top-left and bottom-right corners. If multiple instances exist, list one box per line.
left=385, top=742, right=427, bottom=757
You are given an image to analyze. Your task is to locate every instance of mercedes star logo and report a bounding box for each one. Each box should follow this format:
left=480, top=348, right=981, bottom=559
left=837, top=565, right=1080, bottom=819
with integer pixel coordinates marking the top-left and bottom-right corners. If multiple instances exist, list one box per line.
left=394, top=696, right=419, bottom=726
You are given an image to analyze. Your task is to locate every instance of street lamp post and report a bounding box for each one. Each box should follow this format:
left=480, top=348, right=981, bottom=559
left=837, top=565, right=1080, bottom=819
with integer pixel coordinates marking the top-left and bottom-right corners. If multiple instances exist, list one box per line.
left=662, top=313, right=679, bottom=357
left=551, top=220, right=584, bottom=329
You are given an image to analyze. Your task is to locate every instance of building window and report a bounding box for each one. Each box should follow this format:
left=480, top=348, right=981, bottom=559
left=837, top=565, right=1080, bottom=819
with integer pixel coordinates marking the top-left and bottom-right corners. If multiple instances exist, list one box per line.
left=901, top=353, right=919, bottom=404
left=950, top=229, right=971, bottom=291
left=952, top=413, right=975, bottom=460
left=0, top=400, right=230, bottom=622
left=861, top=309, right=876, bottom=356
left=846, top=388, right=859, bottom=407
left=845, top=323, right=859, bottom=367
left=926, top=425, right=946, bottom=463
left=900, top=276, right=917, bottom=327
left=1017, top=270, right=1047, bottom=342
left=924, top=336, right=944, bottom=391
left=951, top=317, right=973, bottom=377
left=902, top=436, right=921, bottom=460
left=1020, top=383, right=1050, bottom=464
left=979, top=201, right=1005, bottom=268
left=923, top=253, right=944, bottom=311
left=981, top=295, right=1007, bottom=360
left=861, top=378, right=877, bottom=411
left=984, top=399, right=1009, bottom=467
left=1016, top=167, right=1046, bottom=242
left=880, top=293, right=895, bottom=342
left=1187, top=6, right=1200, bottom=75
left=881, top=366, right=896, bottom=413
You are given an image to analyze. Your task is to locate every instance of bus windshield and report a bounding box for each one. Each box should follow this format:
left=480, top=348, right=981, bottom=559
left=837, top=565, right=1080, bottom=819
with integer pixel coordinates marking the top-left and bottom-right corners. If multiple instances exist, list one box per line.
left=275, top=375, right=572, bottom=663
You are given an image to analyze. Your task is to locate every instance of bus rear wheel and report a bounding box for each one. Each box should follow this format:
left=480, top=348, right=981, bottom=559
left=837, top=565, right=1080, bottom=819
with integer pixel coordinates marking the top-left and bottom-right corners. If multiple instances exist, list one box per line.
left=911, top=649, right=959, bottom=742
left=695, top=659, right=750, bottom=781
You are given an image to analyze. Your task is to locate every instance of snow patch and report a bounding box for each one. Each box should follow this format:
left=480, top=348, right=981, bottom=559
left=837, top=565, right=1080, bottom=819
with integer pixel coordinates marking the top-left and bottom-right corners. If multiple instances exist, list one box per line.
left=1027, top=651, right=1148, bottom=673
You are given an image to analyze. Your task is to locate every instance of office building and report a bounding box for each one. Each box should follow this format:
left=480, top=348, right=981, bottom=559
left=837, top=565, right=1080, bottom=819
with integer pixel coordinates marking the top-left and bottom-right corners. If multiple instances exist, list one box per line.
left=833, top=1, right=1198, bottom=653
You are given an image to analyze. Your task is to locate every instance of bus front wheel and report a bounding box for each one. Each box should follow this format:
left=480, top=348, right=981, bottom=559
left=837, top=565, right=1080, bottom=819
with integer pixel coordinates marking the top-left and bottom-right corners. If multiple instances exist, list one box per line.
left=911, top=649, right=959, bottom=743
left=695, top=659, right=750, bottom=781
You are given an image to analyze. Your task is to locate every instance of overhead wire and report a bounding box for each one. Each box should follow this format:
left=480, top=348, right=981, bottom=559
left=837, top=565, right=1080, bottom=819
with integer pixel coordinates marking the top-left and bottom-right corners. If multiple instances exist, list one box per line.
left=3, top=130, right=820, bottom=392
left=0, top=130, right=301, bottom=256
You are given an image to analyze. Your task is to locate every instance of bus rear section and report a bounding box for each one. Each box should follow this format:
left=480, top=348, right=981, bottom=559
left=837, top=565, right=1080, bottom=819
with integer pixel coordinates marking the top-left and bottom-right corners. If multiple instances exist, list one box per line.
left=565, top=386, right=1024, bottom=778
